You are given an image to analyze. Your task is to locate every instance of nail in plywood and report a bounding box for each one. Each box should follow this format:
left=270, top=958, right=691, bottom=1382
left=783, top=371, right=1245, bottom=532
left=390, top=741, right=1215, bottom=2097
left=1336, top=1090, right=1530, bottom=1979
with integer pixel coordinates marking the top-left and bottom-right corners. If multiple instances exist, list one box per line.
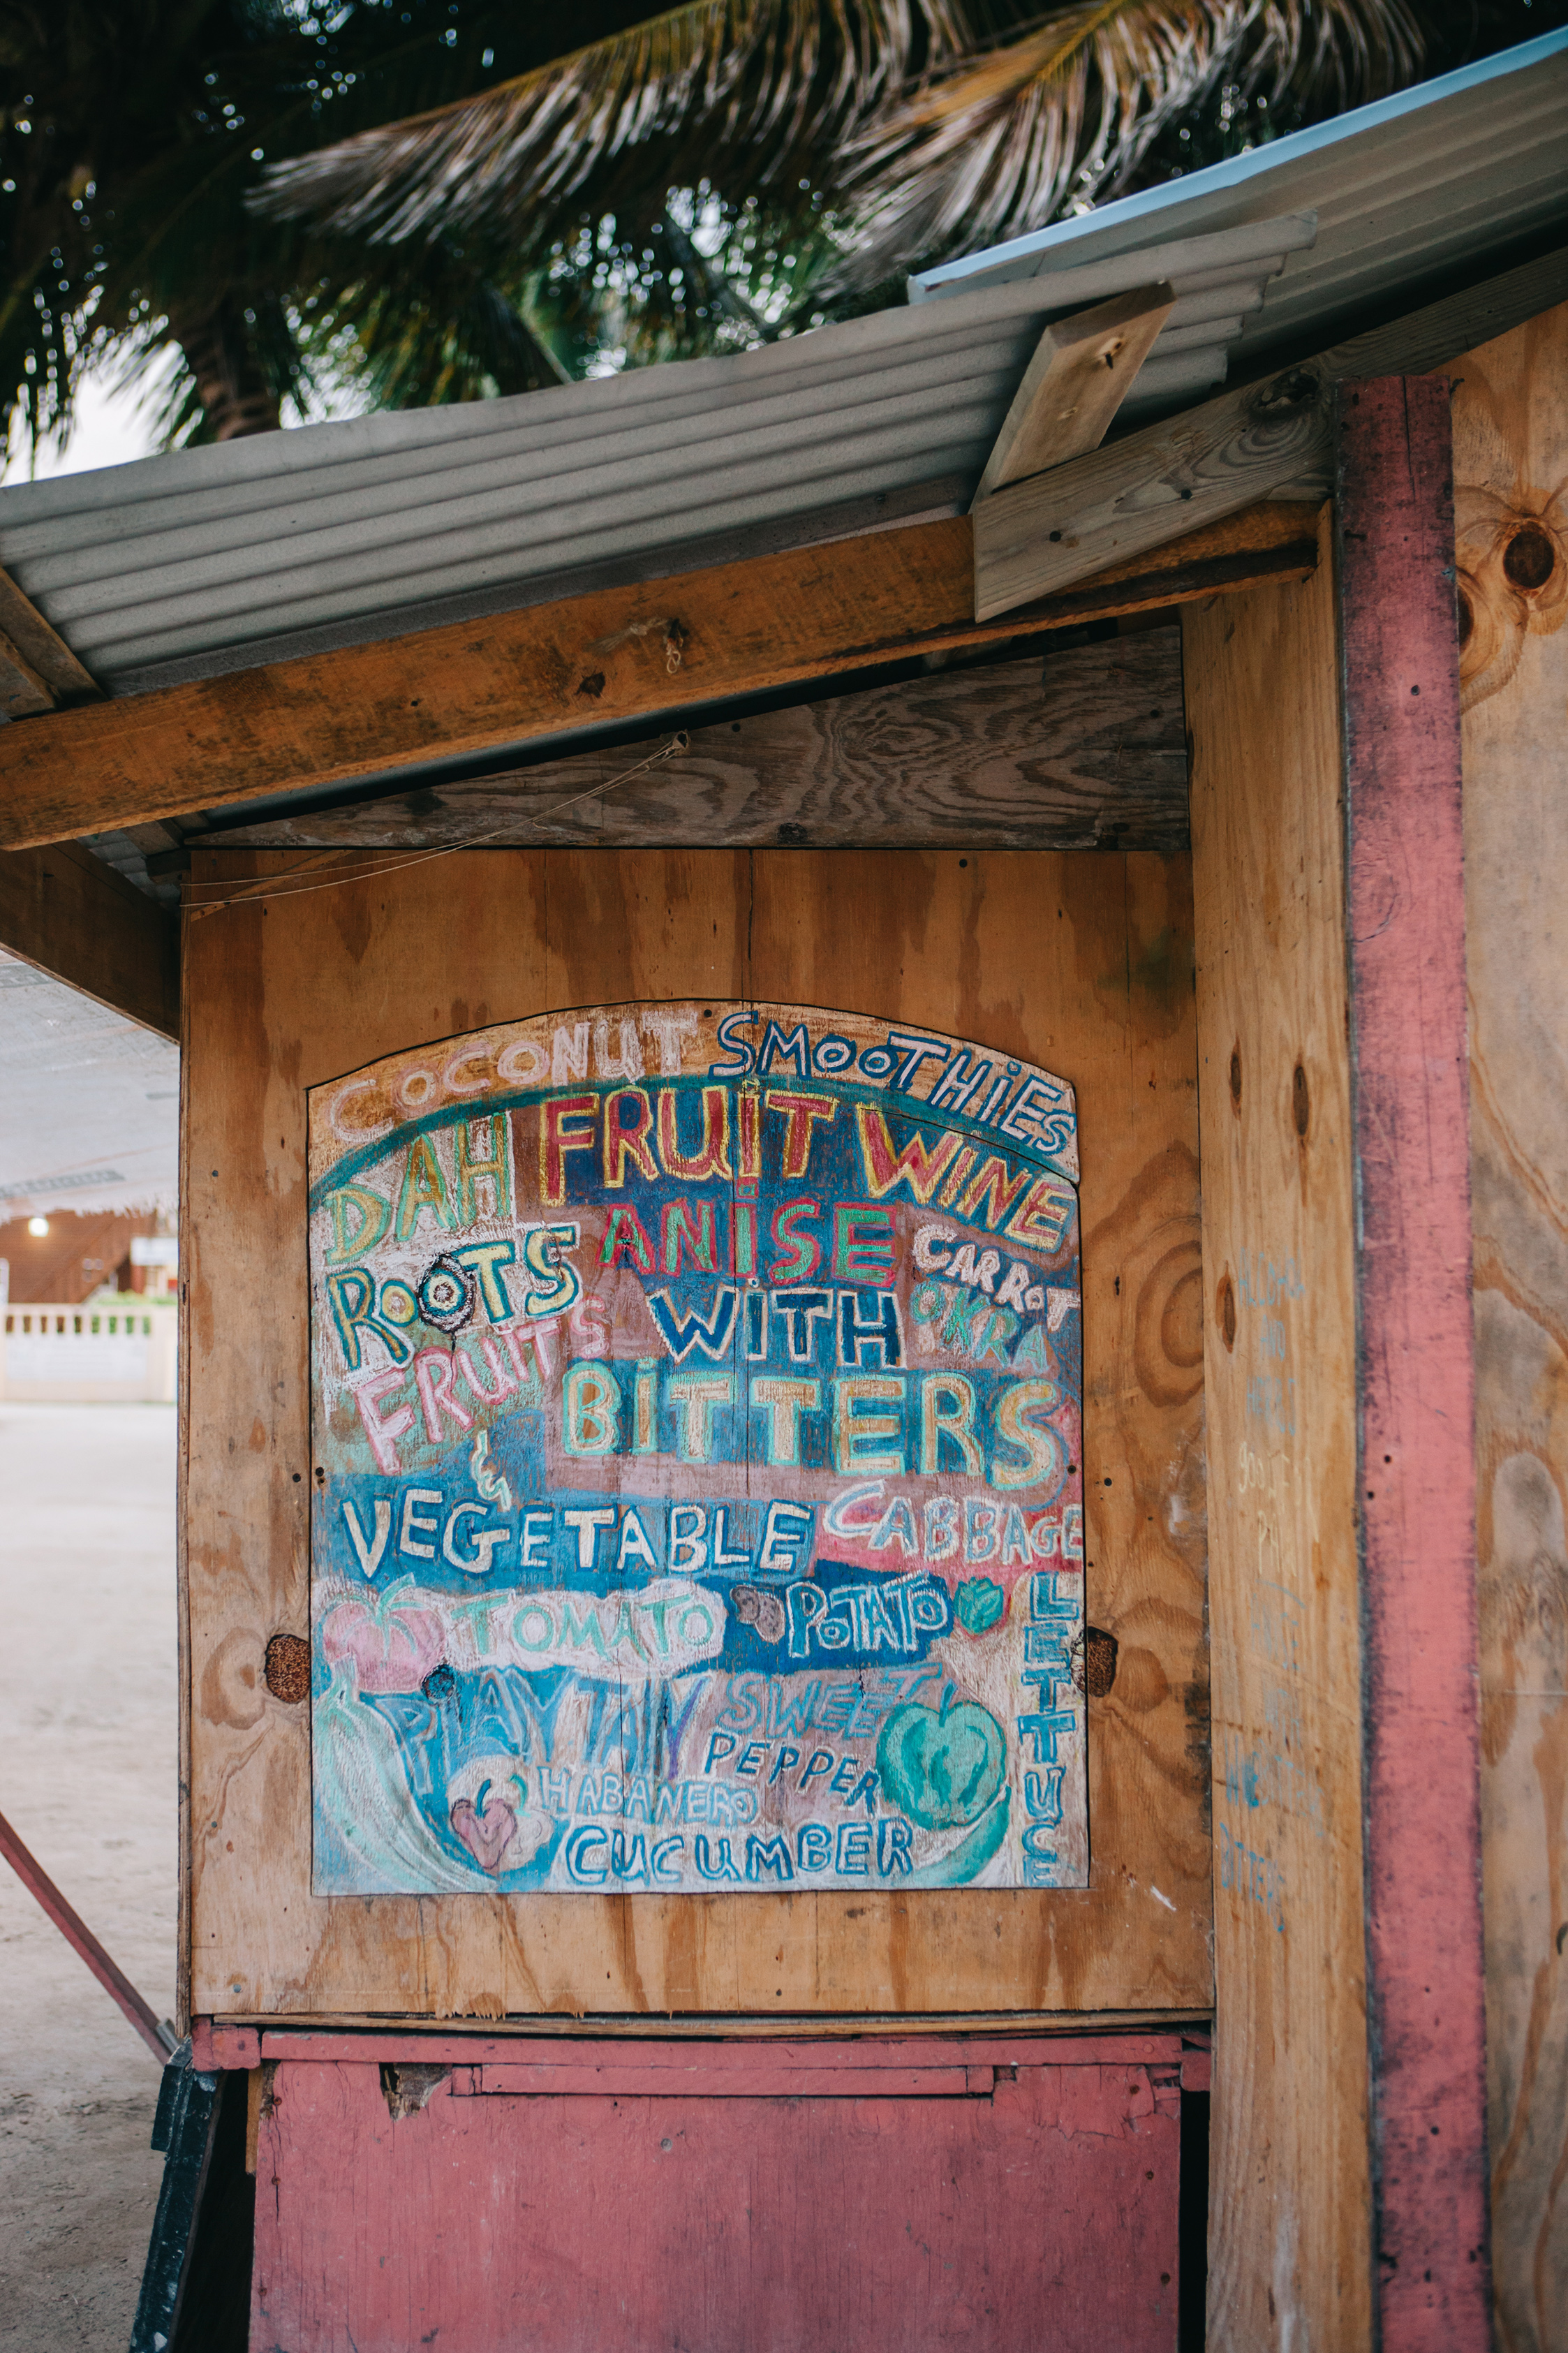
left=972, top=284, right=1176, bottom=504
left=181, top=846, right=1211, bottom=2022
left=1185, top=512, right=1373, bottom=2350
left=1439, top=297, right=1568, bottom=2353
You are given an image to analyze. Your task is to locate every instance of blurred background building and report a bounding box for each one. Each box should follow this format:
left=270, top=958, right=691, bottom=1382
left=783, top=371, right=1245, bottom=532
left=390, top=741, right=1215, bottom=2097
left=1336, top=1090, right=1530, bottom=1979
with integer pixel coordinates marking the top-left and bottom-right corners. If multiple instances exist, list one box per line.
left=0, top=947, right=177, bottom=1401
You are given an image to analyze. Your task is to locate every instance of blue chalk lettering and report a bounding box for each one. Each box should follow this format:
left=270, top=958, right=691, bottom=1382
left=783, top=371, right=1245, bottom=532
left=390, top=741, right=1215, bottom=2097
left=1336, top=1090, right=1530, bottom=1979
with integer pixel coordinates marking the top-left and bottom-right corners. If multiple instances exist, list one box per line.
left=746, top=1833, right=795, bottom=1882
left=1016, top=1709, right=1074, bottom=1763
left=876, top=1818, right=913, bottom=1876
left=835, top=1822, right=872, bottom=1876
left=651, top=1836, right=685, bottom=1886
left=565, top=1827, right=609, bottom=1885
left=797, top=1823, right=834, bottom=1871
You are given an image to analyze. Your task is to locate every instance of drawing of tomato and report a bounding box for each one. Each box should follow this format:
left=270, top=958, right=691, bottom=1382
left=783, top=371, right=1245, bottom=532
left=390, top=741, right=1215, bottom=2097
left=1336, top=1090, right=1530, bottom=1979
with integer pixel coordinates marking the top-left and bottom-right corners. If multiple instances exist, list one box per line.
left=320, top=1574, right=445, bottom=1693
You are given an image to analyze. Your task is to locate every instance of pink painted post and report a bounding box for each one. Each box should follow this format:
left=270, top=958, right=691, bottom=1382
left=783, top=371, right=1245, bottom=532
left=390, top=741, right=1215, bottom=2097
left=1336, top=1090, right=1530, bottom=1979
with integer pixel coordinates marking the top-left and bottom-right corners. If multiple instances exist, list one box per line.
left=1335, top=378, right=1491, bottom=2342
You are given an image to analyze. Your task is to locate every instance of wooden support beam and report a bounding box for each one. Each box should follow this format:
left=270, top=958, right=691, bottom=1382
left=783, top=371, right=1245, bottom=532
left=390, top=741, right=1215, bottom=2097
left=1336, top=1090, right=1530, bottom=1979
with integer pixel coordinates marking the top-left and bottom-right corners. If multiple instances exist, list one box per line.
left=0, top=563, right=100, bottom=714
left=972, top=282, right=1175, bottom=503
left=977, top=362, right=1332, bottom=620
left=1188, top=508, right=1375, bottom=2349
left=0, top=633, right=54, bottom=718
left=0, top=499, right=1317, bottom=853
left=0, top=840, right=179, bottom=1039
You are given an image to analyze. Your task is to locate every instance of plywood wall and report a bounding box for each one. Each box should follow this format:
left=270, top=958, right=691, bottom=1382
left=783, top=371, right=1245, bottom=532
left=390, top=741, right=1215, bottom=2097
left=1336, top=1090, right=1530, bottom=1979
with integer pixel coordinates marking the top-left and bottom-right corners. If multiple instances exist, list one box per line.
left=1185, top=516, right=1373, bottom=2347
left=181, top=847, right=1212, bottom=2023
left=1441, top=302, right=1568, bottom=2353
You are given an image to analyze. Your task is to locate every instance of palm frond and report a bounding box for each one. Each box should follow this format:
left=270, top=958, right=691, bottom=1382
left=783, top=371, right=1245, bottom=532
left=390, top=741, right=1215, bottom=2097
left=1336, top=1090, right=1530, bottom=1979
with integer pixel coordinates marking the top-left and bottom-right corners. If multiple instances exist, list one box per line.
left=252, top=0, right=975, bottom=246
left=826, top=0, right=1421, bottom=292
left=304, top=239, right=572, bottom=411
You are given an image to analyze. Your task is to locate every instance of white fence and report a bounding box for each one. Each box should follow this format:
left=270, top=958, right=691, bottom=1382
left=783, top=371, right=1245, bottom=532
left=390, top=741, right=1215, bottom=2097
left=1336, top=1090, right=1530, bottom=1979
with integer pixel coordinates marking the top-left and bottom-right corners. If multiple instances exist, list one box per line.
left=0, top=1301, right=177, bottom=1403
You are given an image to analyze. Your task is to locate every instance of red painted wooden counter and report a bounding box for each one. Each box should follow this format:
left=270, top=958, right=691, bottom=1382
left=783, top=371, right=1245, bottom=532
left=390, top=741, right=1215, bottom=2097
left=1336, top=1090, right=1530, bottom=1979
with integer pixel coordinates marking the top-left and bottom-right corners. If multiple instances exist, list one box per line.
left=245, top=2033, right=1185, bottom=2352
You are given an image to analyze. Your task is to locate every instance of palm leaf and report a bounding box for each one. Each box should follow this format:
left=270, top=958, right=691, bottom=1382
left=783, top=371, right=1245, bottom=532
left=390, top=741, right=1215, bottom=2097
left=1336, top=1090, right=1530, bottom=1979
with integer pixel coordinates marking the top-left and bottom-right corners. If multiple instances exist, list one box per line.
left=827, top=0, right=1422, bottom=290
left=304, top=239, right=572, bottom=413
left=252, top=0, right=975, bottom=246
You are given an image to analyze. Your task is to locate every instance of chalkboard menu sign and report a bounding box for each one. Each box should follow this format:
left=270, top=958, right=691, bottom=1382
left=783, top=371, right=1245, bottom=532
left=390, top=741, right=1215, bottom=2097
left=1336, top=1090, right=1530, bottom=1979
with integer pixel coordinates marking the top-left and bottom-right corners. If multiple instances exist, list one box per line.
left=308, top=1003, right=1086, bottom=1894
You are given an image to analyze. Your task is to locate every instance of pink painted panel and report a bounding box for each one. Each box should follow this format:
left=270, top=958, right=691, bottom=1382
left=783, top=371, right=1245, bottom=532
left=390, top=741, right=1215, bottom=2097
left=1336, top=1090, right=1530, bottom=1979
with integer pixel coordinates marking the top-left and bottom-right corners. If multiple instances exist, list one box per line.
left=453, top=2060, right=977, bottom=2097
left=1180, top=2049, right=1211, bottom=2094
left=251, top=2046, right=1181, bottom=2352
left=1336, top=377, right=1491, bottom=2341
left=202, top=2021, right=262, bottom=2070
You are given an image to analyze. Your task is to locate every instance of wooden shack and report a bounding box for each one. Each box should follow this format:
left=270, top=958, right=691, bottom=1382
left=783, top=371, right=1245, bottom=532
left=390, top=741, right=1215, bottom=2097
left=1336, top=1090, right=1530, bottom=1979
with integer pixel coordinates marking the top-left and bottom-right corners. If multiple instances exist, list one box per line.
left=1, top=32, right=1565, bottom=2351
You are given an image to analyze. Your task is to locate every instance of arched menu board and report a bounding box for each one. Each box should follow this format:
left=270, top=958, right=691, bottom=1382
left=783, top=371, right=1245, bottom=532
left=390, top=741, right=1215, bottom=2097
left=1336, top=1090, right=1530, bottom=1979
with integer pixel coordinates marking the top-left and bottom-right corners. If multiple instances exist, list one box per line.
left=307, top=1002, right=1086, bottom=1896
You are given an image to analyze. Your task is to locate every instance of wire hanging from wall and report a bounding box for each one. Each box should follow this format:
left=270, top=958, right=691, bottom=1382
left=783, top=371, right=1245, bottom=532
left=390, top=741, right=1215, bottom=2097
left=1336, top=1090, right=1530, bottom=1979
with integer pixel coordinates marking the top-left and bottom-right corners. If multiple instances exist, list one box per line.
left=184, top=732, right=691, bottom=919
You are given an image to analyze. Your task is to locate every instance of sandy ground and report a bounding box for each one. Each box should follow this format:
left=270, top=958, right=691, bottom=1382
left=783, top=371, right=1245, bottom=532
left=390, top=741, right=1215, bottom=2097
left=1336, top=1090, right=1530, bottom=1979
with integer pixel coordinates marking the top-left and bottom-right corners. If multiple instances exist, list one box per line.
left=0, top=1403, right=179, bottom=2353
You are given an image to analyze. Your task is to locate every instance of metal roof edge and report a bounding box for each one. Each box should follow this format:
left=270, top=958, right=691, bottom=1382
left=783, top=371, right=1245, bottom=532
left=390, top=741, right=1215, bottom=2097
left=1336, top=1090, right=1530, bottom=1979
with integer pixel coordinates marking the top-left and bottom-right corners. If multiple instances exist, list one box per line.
left=0, top=232, right=1312, bottom=532
left=908, top=24, right=1568, bottom=297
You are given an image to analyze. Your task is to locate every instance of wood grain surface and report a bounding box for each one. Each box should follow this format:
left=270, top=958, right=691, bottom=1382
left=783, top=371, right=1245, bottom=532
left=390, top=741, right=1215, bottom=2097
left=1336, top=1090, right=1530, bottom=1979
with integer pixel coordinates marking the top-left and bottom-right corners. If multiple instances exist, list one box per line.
left=976, top=367, right=1333, bottom=622
left=975, top=246, right=1568, bottom=627
left=212, top=637, right=1188, bottom=853
left=1336, top=381, right=1491, bottom=2352
left=1318, top=244, right=1568, bottom=392
left=181, top=846, right=1211, bottom=2022
left=1185, top=510, right=1373, bottom=2350
left=0, top=628, right=52, bottom=718
left=973, top=283, right=1175, bottom=500
left=0, top=504, right=1317, bottom=853
left=0, top=839, right=179, bottom=1038
left=245, top=2028, right=1186, bottom=2067
left=0, top=562, right=99, bottom=705
left=1440, top=300, right=1568, bottom=2353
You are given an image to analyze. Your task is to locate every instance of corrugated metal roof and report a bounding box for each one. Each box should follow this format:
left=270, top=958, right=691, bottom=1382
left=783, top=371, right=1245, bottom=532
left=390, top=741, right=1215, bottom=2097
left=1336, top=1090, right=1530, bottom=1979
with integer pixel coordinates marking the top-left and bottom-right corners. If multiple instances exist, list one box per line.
left=910, top=23, right=1568, bottom=375
left=0, top=30, right=1562, bottom=700
left=0, top=217, right=1306, bottom=695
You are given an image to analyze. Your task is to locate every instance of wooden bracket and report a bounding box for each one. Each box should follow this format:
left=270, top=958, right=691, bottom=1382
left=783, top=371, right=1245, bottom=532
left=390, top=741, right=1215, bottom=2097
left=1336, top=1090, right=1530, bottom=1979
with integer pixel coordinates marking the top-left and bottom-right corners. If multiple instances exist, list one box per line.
left=975, top=361, right=1335, bottom=621
left=972, top=282, right=1175, bottom=506
left=972, top=237, right=1568, bottom=626
left=0, top=563, right=100, bottom=716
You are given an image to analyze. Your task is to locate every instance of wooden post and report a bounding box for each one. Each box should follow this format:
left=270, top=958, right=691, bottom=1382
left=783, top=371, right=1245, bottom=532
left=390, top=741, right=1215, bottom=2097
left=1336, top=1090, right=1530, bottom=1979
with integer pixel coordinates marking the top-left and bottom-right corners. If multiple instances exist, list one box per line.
left=1335, top=378, right=1493, bottom=2342
left=1188, top=509, right=1373, bottom=2350
left=1439, top=295, right=1568, bottom=2353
